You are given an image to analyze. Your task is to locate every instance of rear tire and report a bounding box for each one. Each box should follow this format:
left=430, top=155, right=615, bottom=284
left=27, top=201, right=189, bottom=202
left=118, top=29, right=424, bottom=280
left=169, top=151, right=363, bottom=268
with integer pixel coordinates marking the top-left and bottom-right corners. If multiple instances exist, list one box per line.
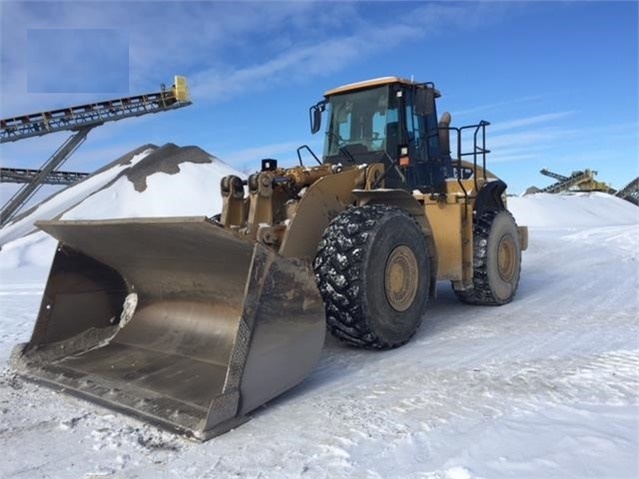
left=314, top=205, right=430, bottom=349
left=455, top=209, right=522, bottom=305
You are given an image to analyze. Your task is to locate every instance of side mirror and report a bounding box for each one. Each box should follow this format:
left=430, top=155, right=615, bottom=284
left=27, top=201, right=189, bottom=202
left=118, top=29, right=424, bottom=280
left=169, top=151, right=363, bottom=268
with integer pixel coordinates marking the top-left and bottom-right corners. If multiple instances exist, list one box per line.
left=309, top=101, right=326, bottom=134
left=415, top=88, right=434, bottom=116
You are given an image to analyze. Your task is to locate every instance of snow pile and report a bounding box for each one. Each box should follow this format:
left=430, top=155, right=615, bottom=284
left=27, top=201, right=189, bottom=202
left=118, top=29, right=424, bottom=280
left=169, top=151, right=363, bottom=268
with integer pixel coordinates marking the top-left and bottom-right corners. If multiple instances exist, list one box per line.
left=0, top=145, right=156, bottom=246
left=508, top=192, right=638, bottom=228
left=60, top=143, right=240, bottom=221
left=0, top=143, right=242, bottom=279
left=0, top=183, right=65, bottom=217
left=0, top=232, right=57, bottom=279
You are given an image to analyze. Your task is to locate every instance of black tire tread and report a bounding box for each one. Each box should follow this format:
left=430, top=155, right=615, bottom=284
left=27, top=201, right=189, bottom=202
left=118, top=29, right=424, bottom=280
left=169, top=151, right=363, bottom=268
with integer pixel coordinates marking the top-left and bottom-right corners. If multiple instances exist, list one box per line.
left=455, top=209, right=521, bottom=305
left=314, top=204, right=421, bottom=349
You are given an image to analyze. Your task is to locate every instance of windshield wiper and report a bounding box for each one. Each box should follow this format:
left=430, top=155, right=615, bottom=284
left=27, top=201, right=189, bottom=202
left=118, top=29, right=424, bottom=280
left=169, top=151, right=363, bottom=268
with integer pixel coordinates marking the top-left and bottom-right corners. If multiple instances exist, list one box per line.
left=326, top=131, right=356, bottom=164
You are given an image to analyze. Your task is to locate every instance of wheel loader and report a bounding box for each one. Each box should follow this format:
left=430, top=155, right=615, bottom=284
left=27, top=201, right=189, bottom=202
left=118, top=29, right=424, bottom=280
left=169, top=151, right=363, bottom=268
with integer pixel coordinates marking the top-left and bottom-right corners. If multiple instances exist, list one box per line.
left=12, top=76, right=528, bottom=440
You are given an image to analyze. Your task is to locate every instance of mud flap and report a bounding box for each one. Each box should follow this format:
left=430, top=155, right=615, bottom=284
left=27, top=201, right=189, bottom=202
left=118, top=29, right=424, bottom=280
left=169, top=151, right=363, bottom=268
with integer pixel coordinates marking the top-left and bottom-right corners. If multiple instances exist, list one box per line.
left=11, top=217, right=325, bottom=440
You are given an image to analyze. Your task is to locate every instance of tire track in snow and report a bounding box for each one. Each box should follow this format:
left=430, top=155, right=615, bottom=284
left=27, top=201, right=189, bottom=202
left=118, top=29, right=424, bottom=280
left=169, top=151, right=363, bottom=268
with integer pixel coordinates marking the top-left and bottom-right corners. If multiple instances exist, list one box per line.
left=292, top=349, right=638, bottom=477
left=300, top=349, right=638, bottom=447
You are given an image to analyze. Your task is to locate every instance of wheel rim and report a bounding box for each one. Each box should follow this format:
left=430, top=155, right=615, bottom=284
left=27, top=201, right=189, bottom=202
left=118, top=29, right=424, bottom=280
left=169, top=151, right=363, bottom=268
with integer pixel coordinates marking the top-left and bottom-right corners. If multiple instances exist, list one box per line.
left=497, top=235, right=517, bottom=282
left=384, top=245, right=419, bottom=312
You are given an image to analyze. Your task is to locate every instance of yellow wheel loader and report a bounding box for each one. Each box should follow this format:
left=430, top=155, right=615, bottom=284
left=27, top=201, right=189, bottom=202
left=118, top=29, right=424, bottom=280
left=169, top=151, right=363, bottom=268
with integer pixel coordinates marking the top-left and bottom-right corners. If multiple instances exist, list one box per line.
left=12, top=77, right=528, bottom=440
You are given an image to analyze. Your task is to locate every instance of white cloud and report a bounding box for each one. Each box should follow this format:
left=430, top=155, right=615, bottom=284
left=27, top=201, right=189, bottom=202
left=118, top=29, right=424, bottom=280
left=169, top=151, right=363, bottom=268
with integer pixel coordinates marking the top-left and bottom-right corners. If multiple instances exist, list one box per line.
left=188, top=2, right=508, bottom=102
left=490, top=111, right=575, bottom=132
left=0, top=1, right=322, bottom=115
left=452, top=95, right=545, bottom=119
left=1, top=1, right=511, bottom=116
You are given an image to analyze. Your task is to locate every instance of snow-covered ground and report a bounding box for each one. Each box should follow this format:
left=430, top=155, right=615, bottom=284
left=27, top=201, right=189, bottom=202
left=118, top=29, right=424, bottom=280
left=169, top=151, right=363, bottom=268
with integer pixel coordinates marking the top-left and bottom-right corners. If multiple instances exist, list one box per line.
left=0, top=153, right=637, bottom=479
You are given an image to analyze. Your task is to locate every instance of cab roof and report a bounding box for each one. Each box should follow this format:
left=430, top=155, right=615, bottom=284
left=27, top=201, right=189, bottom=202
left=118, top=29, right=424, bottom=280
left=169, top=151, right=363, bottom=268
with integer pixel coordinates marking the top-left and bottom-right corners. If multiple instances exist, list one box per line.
left=324, top=76, right=441, bottom=97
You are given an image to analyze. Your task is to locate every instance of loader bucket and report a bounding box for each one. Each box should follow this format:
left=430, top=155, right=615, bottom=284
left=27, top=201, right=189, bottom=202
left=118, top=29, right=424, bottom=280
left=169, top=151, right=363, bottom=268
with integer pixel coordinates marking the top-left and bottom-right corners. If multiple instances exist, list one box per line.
left=12, top=217, right=325, bottom=440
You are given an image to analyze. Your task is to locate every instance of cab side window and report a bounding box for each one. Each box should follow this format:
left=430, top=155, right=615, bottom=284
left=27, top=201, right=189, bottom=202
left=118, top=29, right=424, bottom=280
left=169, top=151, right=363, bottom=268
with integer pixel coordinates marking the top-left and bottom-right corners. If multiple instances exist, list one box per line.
left=405, top=91, right=427, bottom=163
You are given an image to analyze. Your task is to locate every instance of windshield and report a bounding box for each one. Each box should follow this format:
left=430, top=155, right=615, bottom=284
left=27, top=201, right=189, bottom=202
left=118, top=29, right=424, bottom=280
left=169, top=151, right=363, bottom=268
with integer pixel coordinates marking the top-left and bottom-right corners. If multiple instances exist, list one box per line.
left=324, top=86, right=398, bottom=158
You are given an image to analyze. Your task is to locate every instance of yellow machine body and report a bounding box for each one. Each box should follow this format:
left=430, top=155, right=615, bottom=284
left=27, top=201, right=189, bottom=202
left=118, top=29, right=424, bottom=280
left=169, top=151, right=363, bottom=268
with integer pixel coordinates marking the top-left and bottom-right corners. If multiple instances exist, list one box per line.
left=13, top=76, right=527, bottom=440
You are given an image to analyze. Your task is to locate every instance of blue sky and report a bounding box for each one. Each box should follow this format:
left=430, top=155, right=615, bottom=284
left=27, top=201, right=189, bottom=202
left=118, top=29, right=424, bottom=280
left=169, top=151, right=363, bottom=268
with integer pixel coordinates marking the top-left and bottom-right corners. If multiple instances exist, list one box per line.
left=27, top=29, right=129, bottom=93
left=0, top=0, right=637, bottom=194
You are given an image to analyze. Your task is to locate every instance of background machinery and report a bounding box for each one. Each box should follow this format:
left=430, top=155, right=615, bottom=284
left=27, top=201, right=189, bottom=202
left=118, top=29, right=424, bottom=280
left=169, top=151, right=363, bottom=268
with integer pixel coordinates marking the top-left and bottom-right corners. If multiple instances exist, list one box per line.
left=526, top=168, right=638, bottom=206
left=13, top=76, right=527, bottom=440
left=538, top=168, right=614, bottom=194
left=614, top=176, right=639, bottom=205
left=0, top=76, right=191, bottom=226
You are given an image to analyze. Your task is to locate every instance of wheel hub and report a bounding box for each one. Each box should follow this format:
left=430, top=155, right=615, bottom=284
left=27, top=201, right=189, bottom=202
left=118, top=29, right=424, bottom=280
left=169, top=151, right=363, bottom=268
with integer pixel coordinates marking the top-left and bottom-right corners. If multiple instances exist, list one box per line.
left=497, top=235, right=517, bottom=281
left=384, top=245, right=419, bottom=312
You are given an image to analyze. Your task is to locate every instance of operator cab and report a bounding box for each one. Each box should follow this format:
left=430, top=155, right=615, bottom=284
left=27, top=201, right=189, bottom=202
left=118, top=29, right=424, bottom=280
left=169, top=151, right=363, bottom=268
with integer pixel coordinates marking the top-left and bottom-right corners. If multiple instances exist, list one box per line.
left=310, top=77, right=453, bottom=192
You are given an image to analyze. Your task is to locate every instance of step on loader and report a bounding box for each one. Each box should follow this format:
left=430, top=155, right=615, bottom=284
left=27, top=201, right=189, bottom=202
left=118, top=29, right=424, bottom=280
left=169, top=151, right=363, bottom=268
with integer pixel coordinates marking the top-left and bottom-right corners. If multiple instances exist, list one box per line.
left=12, top=77, right=528, bottom=440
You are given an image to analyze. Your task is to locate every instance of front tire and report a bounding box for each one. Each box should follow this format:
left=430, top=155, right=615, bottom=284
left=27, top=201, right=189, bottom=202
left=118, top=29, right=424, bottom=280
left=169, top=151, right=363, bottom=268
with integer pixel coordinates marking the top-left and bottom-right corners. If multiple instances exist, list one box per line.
left=455, top=209, right=522, bottom=305
left=314, top=205, right=431, bottom=349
